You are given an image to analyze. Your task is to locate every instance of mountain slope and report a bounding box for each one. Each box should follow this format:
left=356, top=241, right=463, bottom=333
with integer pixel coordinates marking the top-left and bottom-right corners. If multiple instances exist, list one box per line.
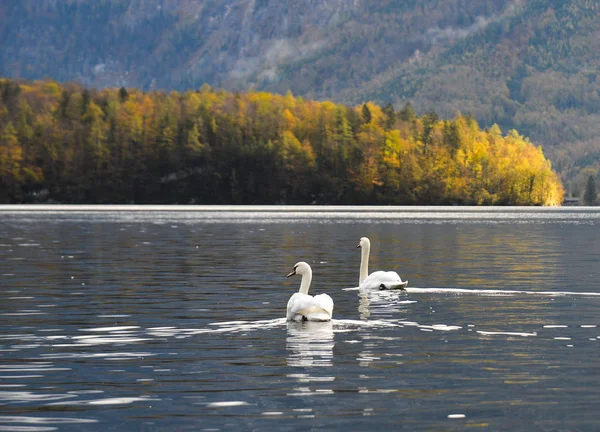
left=0, top=0, right=519, bottom=95
left=0, top=0, right=598, bottom=190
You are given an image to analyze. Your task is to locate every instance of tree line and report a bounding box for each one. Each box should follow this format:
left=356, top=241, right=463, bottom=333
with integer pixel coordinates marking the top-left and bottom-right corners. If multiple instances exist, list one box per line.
left=0, top=78, right=564, bottom=205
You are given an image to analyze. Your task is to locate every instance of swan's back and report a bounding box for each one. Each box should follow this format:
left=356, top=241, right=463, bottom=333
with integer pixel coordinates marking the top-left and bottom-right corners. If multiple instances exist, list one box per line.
left=287, top=292, right=334, bottom=322
left=360, top=270, right=408, bottom=290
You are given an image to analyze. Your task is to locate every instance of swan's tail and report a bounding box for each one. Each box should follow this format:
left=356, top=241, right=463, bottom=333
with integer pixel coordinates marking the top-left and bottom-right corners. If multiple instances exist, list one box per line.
left=380, top=280, right=408, bottom=290
left=290, top=311, right=332, bottom=322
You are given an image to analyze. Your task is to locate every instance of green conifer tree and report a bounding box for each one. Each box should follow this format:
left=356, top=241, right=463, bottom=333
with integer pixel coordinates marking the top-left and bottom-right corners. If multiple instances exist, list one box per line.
left=584, top=175, right=596, bottom=205
left=361, top=103, right=372, bottom=125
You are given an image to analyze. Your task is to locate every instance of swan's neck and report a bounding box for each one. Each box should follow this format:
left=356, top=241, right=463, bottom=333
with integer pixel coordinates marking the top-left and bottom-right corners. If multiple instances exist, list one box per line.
left=359, top=243, right=370, bottom=284
left=298, top=269, right=312, bottom=295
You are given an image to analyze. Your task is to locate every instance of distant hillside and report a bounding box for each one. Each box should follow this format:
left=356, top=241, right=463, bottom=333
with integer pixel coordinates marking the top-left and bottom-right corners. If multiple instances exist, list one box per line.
left=0, top=0, right=598, bottom=194
left=0, top=79, right=563, bottom=205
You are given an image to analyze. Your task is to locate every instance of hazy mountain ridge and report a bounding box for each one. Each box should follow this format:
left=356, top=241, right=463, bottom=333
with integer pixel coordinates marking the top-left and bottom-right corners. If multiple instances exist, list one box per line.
left=0, top=1, right=515, bottom=94
left=1, top=0, right=599, bottom=190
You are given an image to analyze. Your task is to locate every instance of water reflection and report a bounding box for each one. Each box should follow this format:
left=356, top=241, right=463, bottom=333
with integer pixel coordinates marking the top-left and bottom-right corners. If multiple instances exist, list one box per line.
left=286, top=321, right=334, bottom=368
left=357, top=289, right=416, bottom=320
left=0, top=416, right=98, bottom=429
left=285, top=321, right=337, bottom=398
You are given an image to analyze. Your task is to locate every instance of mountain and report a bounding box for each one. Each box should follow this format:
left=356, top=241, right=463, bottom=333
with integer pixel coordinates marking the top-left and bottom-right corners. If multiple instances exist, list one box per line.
left=1, top=0, right=598, bottom=193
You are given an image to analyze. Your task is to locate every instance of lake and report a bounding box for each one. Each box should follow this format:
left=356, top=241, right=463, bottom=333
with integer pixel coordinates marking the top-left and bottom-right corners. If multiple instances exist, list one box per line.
left=1, top=205, right=600, bottom=431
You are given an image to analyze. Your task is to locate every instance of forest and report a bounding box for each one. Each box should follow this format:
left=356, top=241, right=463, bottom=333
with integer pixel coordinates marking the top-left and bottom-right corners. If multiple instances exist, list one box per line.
left=0, top=78, right=564, bottom=205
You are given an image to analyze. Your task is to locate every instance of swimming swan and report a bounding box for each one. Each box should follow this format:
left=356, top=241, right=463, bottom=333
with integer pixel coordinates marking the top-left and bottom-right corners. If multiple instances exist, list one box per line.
left=357, top=237, right=408, bottom=290
left=286, top=262, right=334, bottom=322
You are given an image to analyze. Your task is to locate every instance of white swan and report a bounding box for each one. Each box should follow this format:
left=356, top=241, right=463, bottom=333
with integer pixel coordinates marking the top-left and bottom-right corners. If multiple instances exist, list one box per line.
left=357, top=237, right=408, bottom=290
left=286, top=262, right=334, bottom=322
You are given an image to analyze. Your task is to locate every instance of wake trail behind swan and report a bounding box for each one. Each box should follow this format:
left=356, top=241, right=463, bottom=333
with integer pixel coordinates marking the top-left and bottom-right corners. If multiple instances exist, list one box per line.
left=405, top=287, right=600, bottom=297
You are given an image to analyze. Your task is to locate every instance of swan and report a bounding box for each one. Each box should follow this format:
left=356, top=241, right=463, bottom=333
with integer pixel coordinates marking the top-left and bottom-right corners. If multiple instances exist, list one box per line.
left=286, top=262, right=334, bottom=322
left=357, top=237, right=408, bottom=290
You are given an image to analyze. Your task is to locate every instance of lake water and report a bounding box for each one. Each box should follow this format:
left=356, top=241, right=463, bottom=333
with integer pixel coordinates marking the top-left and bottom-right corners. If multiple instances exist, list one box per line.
left=1, top=205, right=600, bottom=431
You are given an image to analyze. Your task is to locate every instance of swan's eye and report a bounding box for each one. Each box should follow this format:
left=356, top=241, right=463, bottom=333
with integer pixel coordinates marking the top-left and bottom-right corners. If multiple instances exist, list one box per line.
left=294, top=266, right=298, bottom=270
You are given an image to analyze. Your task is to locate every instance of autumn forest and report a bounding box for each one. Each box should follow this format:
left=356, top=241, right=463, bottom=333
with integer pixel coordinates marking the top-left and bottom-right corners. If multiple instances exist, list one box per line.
left=0, top=79, right=564, bottom=205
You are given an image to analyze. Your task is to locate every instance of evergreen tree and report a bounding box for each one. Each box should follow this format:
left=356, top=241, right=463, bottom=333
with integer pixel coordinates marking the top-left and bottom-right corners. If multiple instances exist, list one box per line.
left=119, top=86, right=129, bottom=102
left=361, top=103, right=372, bottom=125
left=382, top=103, right=395, bottom=130
left=584, top=175, right=596, bottom=205
left=399, top=102, right=416, bottom=121
left=422, top=110, right=439, bottom=156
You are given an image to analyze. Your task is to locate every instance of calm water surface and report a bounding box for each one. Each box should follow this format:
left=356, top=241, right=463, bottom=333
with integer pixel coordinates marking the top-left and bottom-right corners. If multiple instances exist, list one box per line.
left=1, top=206, right=600, bottom=431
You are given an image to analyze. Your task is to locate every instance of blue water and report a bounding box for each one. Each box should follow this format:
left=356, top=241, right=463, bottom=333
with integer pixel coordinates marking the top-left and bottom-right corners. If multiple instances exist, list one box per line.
left=1, top=206, right=600, bottom=431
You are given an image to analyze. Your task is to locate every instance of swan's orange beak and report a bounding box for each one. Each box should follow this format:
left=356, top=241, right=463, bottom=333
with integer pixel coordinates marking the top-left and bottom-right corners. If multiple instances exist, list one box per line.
left=287, top=270, right=296, bottom=278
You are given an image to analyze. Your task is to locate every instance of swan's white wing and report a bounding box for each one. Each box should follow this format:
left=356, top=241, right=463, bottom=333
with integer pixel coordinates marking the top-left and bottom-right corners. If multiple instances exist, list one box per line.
left=287, top=293, right=333, bottom=322
left=313, top=293, right=334, bottom=317
left=360, top=270, right=408, bottom=290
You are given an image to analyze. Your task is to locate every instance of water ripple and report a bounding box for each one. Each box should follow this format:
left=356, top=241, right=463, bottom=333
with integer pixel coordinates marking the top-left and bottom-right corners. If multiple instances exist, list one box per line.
left=2, top=207, right=600, bottom=431
left=0, top=416, right=97, bottom=425
left=0, top=391, right=76, bottom=403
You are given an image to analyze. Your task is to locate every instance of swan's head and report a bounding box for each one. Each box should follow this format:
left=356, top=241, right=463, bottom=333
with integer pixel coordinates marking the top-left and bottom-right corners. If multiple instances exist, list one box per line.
left=357, top=237, right=370, bottom=249
left=287, top=261, right=311, bottom=278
